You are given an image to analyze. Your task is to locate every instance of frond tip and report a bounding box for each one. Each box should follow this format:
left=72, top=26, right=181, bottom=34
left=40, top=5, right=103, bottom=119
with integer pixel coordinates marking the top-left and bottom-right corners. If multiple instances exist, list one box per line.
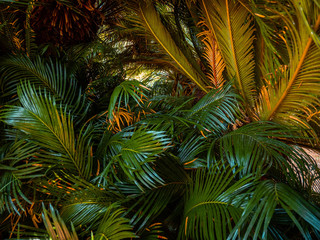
left=197, top=26, right=226, bottom=89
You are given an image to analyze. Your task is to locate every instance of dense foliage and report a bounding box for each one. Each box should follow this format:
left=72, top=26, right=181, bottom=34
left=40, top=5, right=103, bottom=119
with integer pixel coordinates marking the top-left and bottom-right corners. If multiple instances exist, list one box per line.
left=1, top=0, right=320, bottom=239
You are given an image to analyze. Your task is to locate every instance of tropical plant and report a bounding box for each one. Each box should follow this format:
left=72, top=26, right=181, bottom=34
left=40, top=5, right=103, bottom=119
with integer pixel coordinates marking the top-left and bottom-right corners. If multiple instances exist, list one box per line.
left=121, top=0, right=320, bottom=135
left=1, top=0, right=320, bottom=240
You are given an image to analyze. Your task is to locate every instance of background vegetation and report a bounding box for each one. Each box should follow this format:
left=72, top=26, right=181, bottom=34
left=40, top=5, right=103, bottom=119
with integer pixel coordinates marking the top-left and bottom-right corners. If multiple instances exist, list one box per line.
left=1, top=0, right=320, bottom=239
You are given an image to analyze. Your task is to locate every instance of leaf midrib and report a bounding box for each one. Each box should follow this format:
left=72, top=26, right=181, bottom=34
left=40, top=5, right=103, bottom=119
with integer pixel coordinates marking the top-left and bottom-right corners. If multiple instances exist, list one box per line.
left=10, top=59, right=57, bottom=95
left=201, top=0, right=252, bottom=106
left=186, top=201, right=235, bottom=215
left=27, top=109, right=83, bottom=178
left=139, top=3, right=208, bottom=93
left=226, top=0, right=244, bottom=99
left=266, top=14, right=320, bottom=120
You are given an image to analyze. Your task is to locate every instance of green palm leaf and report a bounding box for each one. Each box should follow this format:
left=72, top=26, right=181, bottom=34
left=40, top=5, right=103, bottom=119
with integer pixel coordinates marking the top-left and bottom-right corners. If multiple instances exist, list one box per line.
left=62, top=201, right=111, bottom=233
left=199, top=0, right=256, bottom=107
left=178, top=135, right=207, bottom=166
left=186, top=84, right=240, bottom=134
left=209, top=121, right=316, bottom=187
left=0, top=83, right=93, bottom=179
left=59, top=175, right=125, bottom=232
left=0, top=140, right=42, bottom=214
left=0, top=55, right=88, bottom=119
left=228, top=180, right=320, bottom=240
left=128, top=185, right=177, bottom=232
left=128, top=0, right=209, bottom=92
left=104, top=128, right=171, bottom=190
left=95, top=207, right=136, bottom=240
left=179, top=164, right=252, bottom=240
left=127, top=154, right=188, bottom=232
left=108, top=80, right=148, bottom=120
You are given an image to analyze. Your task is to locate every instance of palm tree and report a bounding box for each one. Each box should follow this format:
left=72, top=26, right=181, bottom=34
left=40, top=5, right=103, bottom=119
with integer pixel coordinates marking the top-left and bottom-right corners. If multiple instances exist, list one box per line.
left=1, top=0, right=320, bottom=239
left=0, top=54, right=320, bottom=239
left=122, top=0, right=320, bottom=137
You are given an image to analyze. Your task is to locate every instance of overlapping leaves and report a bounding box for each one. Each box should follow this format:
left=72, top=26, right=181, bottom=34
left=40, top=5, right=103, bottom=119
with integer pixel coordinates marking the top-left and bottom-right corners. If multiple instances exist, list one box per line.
left=0, top=82, right=93, bottom=179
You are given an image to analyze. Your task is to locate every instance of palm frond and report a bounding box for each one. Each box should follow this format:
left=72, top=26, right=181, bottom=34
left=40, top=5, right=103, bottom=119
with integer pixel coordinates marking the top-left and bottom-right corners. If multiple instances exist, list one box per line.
left=186, top=84, right=240, bottom=134
left=0, top=83, right=93, bottom=179
left=42, top=204, right=79, bottom=240
left=103, top=128, right=171, bottom=190
left=59, top=176, right=125, bottom=233
left=179, top=164, right=253, bottom=240
left=0, top=140, right=41, bottom=214
left=229, top=180, right=320, bottom=240
left=128, top=184, right=179, bottom=232
left=258, top=2, right=320, bottom=131
left=209, top=121, right=316, bottom=187
left=127, top=154, right=188, bottom=232
left=127, top=0, right=209, bottom=92
left=178, top=135, right=208, bottom=166
left=0, top=54, right=89, bottom=120
left=95, top=207, right=136, bottom=240
left=62, top=202, right=113, bottom=234
left=155, top=1, right=204, bottom=77
left=239, top=0, right=287, bottom=67
left=197, top=25, right=226, bottom=89
left=199, top=0, right=256, bottom=107
left=292, top=0, right=320, bottom=47
left=0, top=2, right=38, bottom=55
left=108, top=80, right=148, bottom=120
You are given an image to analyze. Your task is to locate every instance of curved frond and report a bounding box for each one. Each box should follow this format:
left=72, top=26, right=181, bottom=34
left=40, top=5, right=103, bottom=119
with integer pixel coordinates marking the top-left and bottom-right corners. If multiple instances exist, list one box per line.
left=0, top=83, right=93, bottom=179
left=0, top=55, right=89, bottom=120
left=108, top=80, right=148, bottom=120
left=178, top=135, right=207, bottom=166
left=209, top=121, right=316, bottom=187
left=128, top=0, right=209, bottom=92
left=186, top=84, right=240, bottom=134
left=197, top=26, right=226, bottom=89
left=62, top=201, right=112, bottom=233
left=258, top=2, right=320, bottom=130
left=0, top=140, right=41, bottom=214
left=229, top=180, right=320, bottom=240
left=104, top=128, right=171, bottom=190
left=59, top=175, right=124, bottom=231
left=95, top=208, right=136, bottom=240
left=128, top=184, right=180, bottom=232
left=127, top=154, right=188, bottom=232
left=179, top=164, right=252, bottom=240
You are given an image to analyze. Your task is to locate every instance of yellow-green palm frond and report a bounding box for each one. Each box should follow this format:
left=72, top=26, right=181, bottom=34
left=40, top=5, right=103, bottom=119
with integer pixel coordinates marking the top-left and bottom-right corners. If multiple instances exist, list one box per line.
left=199, top=0, right=256, bottom=106
left=258, top=2, right=320, bottom=133
left=292, top=0, right=320, bottom=47
left=127, top=0, right=209, bottom=92
left=198, top=27, right=226, bottom=89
